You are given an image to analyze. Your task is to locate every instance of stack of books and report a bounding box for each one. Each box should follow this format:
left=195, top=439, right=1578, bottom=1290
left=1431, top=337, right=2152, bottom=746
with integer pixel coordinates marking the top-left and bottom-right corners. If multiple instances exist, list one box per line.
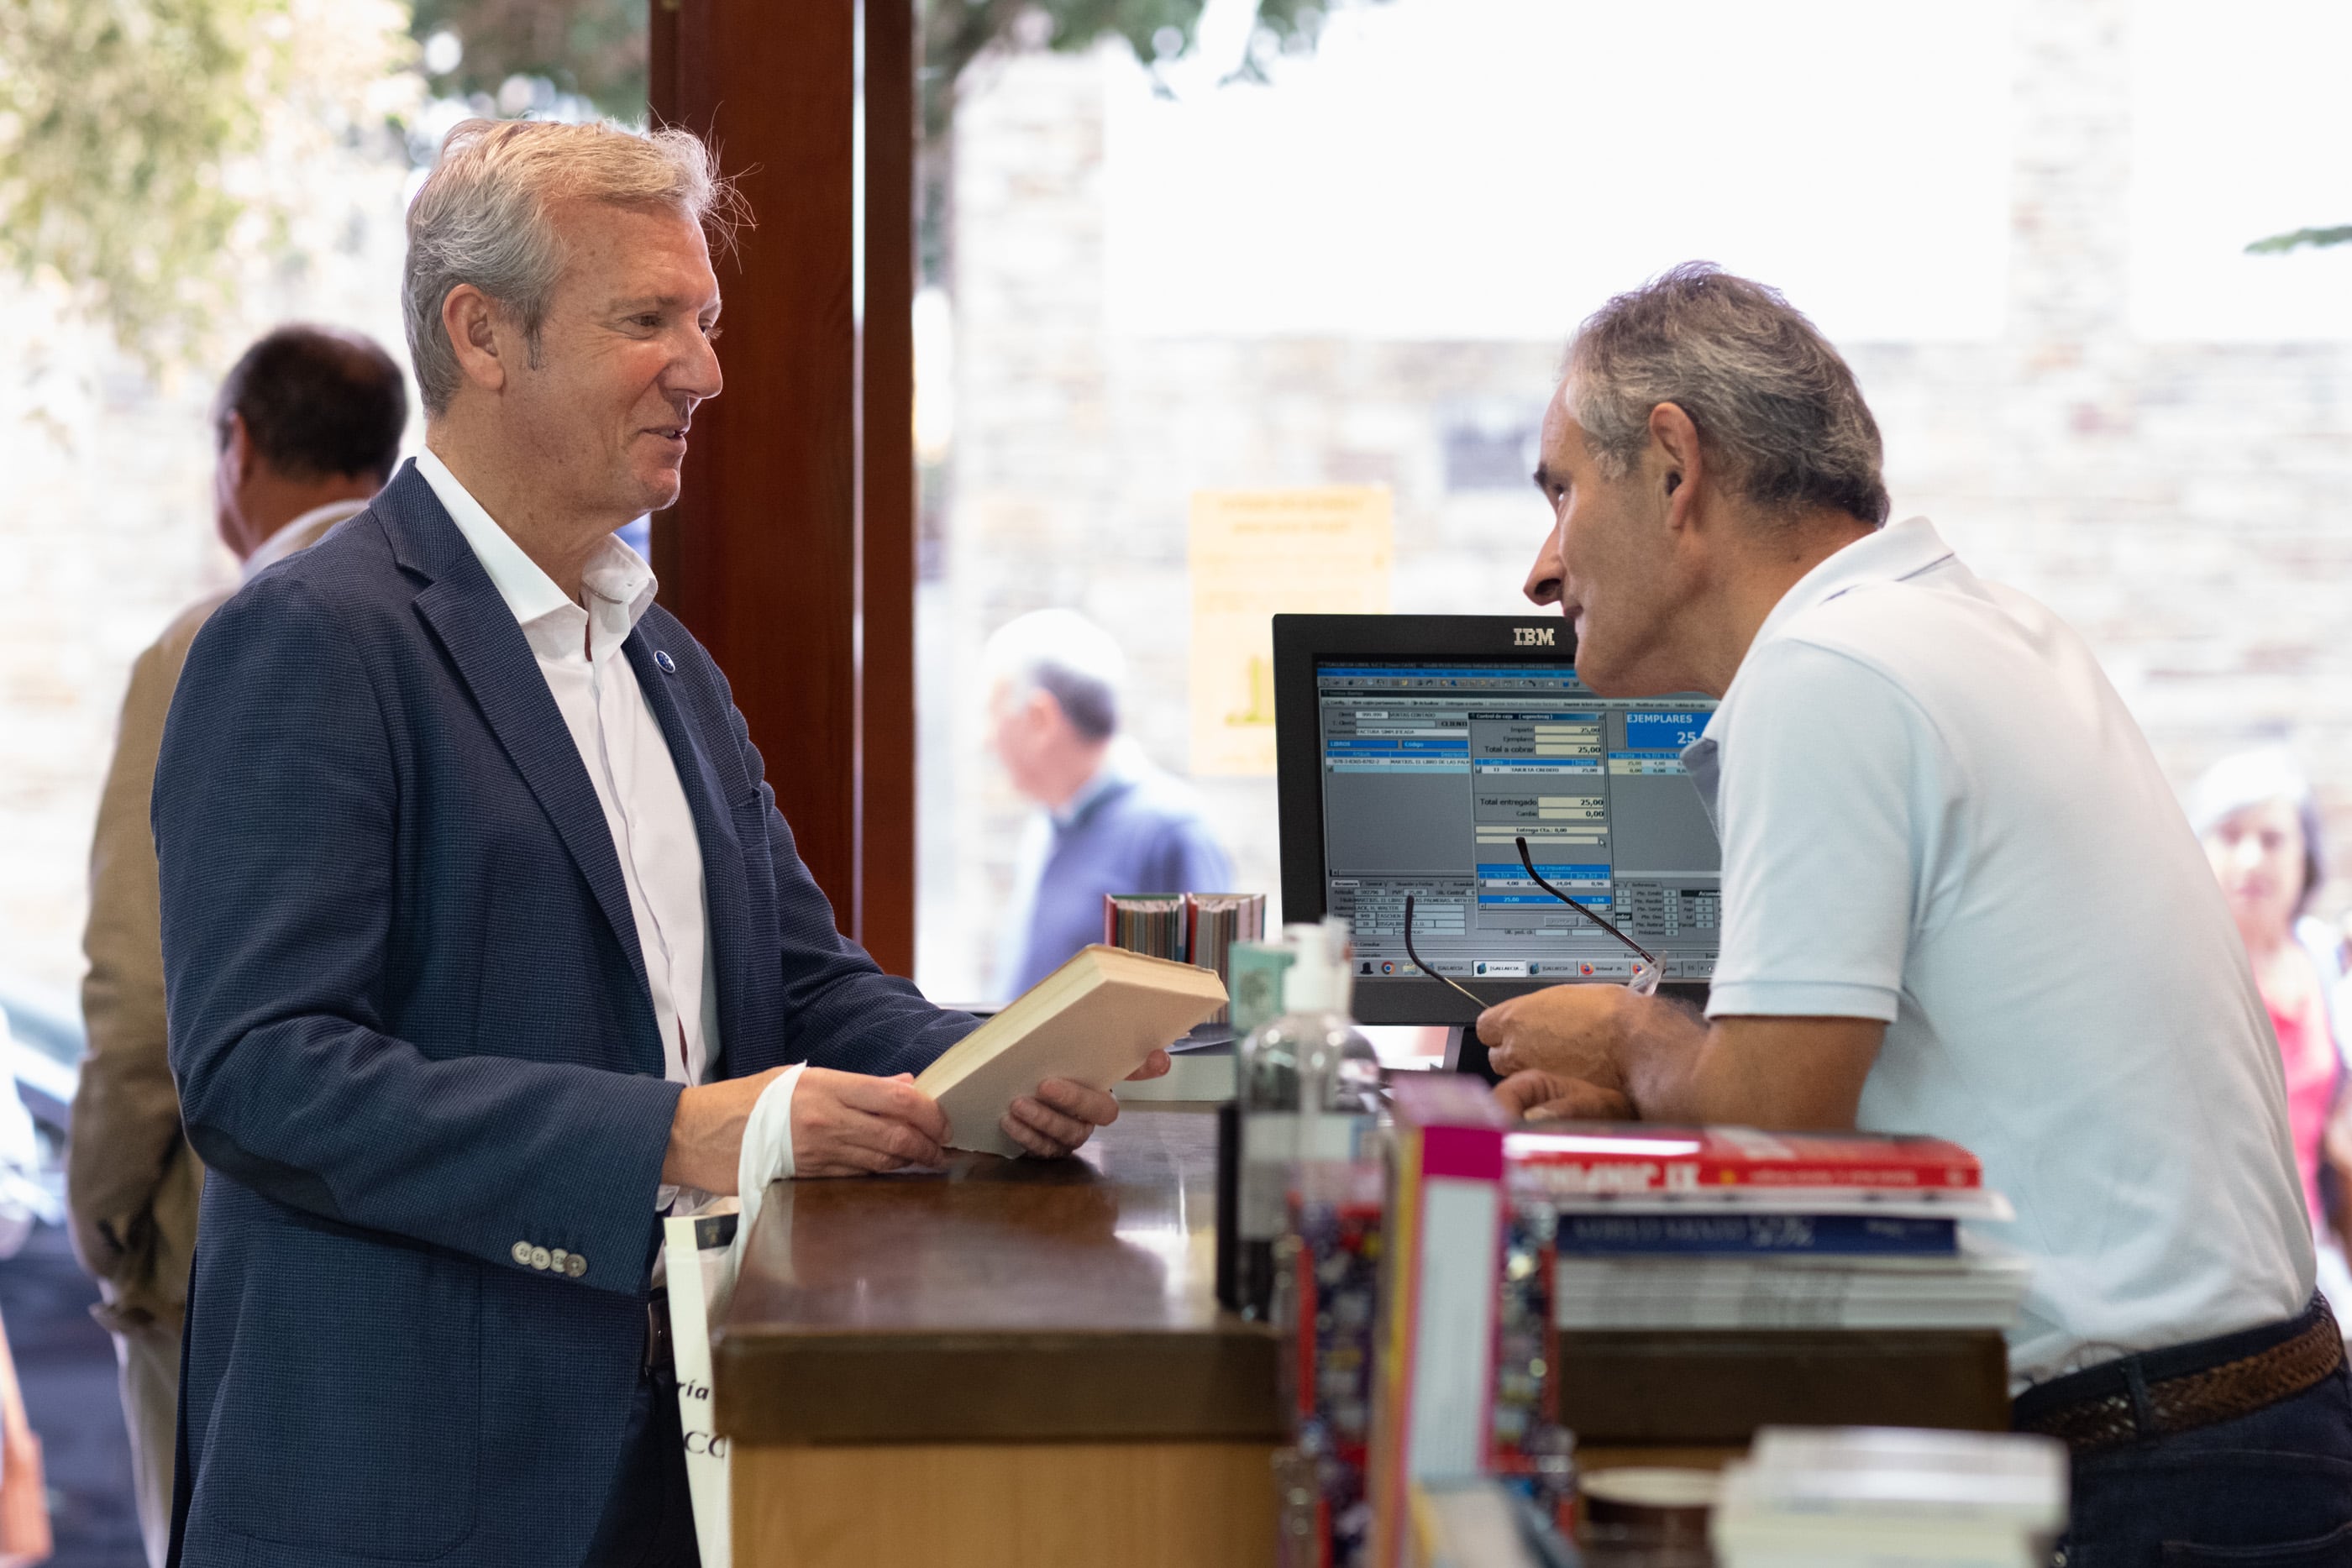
left=1506, top=1126, right=2029, bottom=1331
left=1711, top=1426, right=2067, bottom=1568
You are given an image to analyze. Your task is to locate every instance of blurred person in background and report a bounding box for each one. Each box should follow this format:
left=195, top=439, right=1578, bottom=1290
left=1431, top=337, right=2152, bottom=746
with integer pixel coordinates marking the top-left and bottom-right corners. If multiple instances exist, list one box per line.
left=2188, top=747, right=2352, bottom=1321
left=985, top=609, right=1232, bottom=999
left=0, top=1008, right=52, bottom=1566
left=68, top=323, right=406, bottom=1568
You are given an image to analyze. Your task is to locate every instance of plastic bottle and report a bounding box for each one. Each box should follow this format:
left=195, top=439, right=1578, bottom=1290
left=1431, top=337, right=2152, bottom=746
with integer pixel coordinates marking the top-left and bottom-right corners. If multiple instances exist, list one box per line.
left=1233, top=921, right=1383, bottom=1319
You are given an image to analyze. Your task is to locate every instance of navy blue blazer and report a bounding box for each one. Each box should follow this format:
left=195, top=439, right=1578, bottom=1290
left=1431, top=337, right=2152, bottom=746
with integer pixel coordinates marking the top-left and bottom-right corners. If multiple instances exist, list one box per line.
left=152, top=463, right=974, bottom=1566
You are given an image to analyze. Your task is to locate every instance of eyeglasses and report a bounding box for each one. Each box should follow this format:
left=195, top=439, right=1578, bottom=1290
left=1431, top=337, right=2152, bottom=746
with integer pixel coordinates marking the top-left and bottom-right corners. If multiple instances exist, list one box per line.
left=1403, top=833, right=1662, bottom=1010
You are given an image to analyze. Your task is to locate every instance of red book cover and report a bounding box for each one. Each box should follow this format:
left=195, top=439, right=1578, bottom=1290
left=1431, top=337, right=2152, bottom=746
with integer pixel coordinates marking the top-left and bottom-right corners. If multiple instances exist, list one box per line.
left=1503, top=1124, right=1982, bottom=1195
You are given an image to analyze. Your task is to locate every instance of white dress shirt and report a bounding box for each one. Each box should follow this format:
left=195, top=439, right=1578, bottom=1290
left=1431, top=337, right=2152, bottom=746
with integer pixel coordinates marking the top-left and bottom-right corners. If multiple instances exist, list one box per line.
left=414, top=453, right=806, bottom=1204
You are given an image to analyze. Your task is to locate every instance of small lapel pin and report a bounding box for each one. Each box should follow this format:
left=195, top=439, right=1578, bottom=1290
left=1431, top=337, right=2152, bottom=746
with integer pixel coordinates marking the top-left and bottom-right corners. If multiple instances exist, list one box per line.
left=653, top=649, right=677, bottom=675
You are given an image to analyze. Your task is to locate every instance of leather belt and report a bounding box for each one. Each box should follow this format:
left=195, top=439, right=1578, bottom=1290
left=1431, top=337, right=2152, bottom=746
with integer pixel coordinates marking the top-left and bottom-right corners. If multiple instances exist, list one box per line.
left=2016, top=1297, right=2344, bottom=1455
left=643, top=1287, right=674, bottom=1377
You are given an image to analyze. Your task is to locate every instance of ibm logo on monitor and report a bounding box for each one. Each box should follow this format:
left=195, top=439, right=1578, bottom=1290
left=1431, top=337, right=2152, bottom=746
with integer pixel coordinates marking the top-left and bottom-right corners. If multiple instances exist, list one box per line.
left=1512, top=626, right=1557, bottom=647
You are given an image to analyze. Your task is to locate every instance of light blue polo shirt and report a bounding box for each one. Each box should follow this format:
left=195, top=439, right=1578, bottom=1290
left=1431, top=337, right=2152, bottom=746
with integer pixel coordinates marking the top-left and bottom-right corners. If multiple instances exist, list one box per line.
left=1686, top=517, right=2312, bottom=1387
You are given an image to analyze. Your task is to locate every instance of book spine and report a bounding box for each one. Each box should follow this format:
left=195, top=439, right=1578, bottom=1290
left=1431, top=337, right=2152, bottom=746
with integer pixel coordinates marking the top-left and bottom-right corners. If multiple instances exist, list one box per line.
left=1513, top=1155, right=1977, bottom=1193
left=1370, top=1121, right=1506, bottom=1568
left=1554, top=1214, right=1957, bottom=1256
left=1551, top=1296, right=2020, bottom=1331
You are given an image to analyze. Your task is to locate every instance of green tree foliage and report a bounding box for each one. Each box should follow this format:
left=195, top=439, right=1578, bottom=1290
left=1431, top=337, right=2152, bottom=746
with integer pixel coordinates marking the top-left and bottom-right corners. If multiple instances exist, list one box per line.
left=2247, top=225, right=2352, bottom=255
left=0, top=0, right=266, bottom=360
left=0, top=0, right=412, bottom=369
left=410, top=0, right=646, bottom=122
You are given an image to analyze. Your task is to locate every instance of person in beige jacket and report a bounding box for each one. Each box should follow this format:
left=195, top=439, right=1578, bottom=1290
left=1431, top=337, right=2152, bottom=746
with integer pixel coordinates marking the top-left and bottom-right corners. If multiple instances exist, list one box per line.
left=70, top=323, right=407, bottom=1568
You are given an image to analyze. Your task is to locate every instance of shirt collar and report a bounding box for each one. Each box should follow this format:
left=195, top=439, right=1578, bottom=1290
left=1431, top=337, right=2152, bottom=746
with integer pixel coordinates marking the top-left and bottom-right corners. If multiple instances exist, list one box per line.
left=1745, top=516, right=1955, bottom=655
left=240, top=497, right=369, bottom=581
left=1679, top=516, right=1955, bottom=816
left=414, top=448, right=658, bottom=658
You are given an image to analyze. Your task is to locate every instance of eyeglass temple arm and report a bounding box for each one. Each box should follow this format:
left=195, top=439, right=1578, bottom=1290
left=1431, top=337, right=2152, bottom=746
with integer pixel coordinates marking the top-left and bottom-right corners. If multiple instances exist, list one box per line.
left=1515, top=836, right=1659, bottom=971
left=1403, top=893, right=1493, bottom=1013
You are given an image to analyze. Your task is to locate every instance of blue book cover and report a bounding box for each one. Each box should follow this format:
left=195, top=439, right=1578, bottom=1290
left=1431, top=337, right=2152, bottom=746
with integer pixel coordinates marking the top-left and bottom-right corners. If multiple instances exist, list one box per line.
left=1554, top=1212, right=1958, bottom=1256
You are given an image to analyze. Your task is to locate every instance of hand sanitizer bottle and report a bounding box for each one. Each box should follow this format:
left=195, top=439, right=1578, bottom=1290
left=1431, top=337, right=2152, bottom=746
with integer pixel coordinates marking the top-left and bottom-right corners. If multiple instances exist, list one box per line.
left=1234, top=922, right=1383, bottom=1319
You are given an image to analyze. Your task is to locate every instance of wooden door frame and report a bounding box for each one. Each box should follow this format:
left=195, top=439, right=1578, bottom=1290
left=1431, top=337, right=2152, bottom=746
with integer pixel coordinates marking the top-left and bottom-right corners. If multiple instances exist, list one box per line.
left=649, top=0, right=918, bottom=975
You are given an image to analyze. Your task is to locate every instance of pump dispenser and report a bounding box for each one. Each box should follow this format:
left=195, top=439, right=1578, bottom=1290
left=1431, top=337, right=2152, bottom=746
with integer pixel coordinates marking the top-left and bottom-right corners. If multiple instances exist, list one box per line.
left=1231, top=921, right=1383, bottom=1319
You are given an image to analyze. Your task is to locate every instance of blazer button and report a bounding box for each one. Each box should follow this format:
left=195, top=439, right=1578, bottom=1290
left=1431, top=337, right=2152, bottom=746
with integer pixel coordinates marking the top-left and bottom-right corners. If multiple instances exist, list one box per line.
left=531, top=1246, right=552, bottom=1271
left=564, top=1254, right=588, bottom=1279
left=511, top=1241, right=533, bottom=1266
left=549, top=1248, right=568, bottom=1271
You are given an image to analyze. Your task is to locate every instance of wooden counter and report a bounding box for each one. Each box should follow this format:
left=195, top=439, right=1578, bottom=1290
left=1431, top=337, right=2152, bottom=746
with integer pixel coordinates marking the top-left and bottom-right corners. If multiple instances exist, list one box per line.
left=716, top=1106, right=1283, bottom=1568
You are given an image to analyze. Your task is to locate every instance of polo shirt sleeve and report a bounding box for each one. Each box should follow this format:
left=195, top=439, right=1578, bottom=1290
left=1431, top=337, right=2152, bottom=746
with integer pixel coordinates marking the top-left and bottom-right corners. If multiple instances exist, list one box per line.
left=1703, top=637, right=1945, bottom=1024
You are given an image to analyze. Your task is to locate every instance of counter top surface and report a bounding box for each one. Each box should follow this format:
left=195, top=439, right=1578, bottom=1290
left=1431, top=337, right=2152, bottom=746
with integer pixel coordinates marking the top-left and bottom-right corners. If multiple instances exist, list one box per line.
left=715, top=1106, right=1283, bottom=1445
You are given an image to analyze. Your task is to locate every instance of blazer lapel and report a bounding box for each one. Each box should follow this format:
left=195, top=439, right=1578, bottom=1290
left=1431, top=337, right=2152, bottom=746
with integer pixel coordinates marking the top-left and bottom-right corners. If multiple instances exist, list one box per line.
left=378, top=468, right=659, bottom=1061
left=624, top=634, right=752, bottom=1078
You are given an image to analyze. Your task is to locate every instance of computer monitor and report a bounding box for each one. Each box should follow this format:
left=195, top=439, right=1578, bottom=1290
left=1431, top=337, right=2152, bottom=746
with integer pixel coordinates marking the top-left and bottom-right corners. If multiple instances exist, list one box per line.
left=1274, top=614, right=1721, bottom=1051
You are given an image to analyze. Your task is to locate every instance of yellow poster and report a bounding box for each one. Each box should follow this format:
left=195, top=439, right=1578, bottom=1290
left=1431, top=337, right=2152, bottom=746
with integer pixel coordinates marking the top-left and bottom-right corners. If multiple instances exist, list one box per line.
left=1189, top=486, right=1394, bottom=776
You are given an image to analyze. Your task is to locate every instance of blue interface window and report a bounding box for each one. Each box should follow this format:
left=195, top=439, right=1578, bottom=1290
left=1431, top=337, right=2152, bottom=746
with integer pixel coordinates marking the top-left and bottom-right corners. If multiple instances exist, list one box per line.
left=1315, top=661, right=1724, bottom=983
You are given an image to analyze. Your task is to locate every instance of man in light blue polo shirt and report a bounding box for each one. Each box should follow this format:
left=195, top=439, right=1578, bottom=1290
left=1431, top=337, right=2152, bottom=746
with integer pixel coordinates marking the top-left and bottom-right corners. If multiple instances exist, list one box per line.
left=1477, top=263, right=2350, bottom=1563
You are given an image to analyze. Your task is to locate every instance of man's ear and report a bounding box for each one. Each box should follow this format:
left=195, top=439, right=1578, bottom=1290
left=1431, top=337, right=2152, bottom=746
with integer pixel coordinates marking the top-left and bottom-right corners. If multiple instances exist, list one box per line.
left=441, top=284, right=510, bottom=396
left=1648, top=401, right=1704, bottom=531
left=220, top=411, right=254, bottom=487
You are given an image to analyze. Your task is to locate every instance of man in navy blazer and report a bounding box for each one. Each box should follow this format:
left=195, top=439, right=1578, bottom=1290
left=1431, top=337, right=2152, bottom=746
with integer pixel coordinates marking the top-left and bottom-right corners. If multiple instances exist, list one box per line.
left=151, top=120, right=1142, bottom=1566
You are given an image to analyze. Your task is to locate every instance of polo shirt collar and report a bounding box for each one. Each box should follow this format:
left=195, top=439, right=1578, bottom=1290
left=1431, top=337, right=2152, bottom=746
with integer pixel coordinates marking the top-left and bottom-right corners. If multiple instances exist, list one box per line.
left=1681, top=516, right=1954, bottom=816
left=1744, top=516, right=1954, bottom=656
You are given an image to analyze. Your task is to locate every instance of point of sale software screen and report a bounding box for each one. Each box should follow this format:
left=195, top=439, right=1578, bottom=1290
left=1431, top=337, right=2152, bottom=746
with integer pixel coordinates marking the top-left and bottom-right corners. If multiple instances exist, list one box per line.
left=1317, top=660, right=1722, bottom=983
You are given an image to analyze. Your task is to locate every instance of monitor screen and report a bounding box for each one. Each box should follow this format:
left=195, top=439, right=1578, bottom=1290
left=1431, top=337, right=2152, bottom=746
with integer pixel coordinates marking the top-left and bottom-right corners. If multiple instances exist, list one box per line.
left=1276, top=615, right=1721, bottom=1025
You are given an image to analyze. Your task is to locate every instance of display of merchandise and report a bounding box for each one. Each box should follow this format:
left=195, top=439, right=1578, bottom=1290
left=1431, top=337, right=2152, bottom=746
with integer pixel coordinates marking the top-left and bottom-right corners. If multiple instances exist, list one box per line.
left=1235, top=920, right=1384, bottom=1319
left=1281, top=1182, right=1572, bottom=1568
left=1404, top=1478, right=1581, bottom=1568
left=1186, top=893, right=1268, bottom=1024
left=1507, top=1125, right=2024, bottom=1334
left=1279, top=1162, right=1387, bottom=1568
left=1368, top=1075, right=1513, bottom=1568
left=1711, top=1426, right=2067, bottom=1568
left=1103, top=893, right=1189, bottom=960
left=1551, top=1235, right=2033, bottom=1330
left=1507, top=1125, right=1982, bottom=1196
left=1555, top=1212, right=1956, bottom=1256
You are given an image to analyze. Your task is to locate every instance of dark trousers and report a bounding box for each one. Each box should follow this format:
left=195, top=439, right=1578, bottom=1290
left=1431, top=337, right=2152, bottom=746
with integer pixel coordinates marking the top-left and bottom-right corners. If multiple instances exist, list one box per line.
left=2018, top=1306, right=2352, bottom=1567
left=581, top=1366, right=700, bottom=1568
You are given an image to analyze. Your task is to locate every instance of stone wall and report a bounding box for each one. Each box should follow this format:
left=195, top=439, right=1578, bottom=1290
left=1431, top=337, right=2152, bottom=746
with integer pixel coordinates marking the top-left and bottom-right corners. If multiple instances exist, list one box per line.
left=919, top=0, right=2352, bottom=999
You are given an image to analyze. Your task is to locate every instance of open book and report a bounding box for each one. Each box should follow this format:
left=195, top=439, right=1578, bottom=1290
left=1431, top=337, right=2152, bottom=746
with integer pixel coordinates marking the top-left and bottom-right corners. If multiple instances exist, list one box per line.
left=917, top=944, right=1229, bottom=1156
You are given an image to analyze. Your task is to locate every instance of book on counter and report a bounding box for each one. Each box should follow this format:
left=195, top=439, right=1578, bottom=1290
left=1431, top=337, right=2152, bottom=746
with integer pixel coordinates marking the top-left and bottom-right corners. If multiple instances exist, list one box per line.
left=1503, top=1121, right=2028, bottom=1333
left=1506, top=1124, right=1982, bottom=1193
left=1711, top=1426, right=2067, bottom=1568
left=1551, top=1235, right=2033, bottom=1331
left=914, top=943, right=1226, bottom=1157
left=1556, top=1211, right=1958, bottom=1256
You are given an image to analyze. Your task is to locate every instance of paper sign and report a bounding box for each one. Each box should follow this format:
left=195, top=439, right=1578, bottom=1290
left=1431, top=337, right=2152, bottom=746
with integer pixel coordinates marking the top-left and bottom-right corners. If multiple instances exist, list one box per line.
left=1189, top=486, right=1393, bottom=775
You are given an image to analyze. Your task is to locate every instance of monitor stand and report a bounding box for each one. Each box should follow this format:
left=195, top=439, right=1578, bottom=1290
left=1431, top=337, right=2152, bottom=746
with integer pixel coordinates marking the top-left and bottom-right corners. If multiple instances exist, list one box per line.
left=1442, top=1023, right=1502, bottom=1086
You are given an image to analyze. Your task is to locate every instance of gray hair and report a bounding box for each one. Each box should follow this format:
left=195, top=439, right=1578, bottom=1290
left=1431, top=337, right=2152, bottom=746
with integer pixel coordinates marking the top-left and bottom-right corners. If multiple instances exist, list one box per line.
left=1568, top=262, right=1890, bottom=527
left=403, top=119, right=742, bottom=417
left=984, top=610, right=1126, bottom=742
